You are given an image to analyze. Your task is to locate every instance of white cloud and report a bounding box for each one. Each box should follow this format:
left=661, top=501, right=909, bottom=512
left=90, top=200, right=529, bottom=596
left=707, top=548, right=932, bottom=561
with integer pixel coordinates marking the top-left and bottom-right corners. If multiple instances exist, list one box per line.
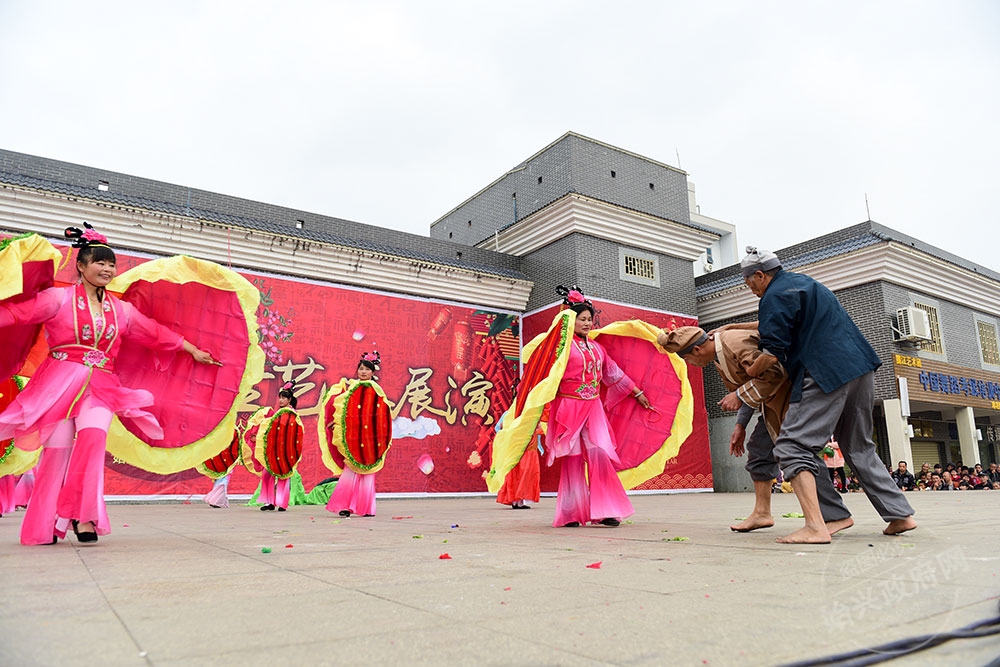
left=392, top=415, right=441, bottom=440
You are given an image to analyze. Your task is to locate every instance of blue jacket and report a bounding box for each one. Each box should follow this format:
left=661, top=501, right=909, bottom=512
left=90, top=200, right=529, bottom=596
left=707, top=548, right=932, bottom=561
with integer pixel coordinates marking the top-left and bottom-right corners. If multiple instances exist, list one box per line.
left=757, top=269, right=881, bottom=401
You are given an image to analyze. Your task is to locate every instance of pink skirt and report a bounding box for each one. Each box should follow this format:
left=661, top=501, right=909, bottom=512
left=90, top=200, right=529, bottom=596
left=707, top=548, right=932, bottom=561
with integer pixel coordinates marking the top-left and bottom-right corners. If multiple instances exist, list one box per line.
left=325, top=469, right=376, bottom=516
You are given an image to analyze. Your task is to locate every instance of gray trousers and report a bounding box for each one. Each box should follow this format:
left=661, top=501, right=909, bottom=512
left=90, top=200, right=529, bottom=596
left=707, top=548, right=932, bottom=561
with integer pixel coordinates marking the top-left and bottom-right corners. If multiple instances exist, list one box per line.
left=774, top=372, right=915, bottom=522
left=746, top=417, right=851, bottom=522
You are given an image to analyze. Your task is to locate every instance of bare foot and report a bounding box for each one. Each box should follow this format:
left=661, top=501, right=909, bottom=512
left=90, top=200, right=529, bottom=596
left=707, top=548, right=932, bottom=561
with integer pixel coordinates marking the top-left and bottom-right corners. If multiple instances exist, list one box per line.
left=883, top=517, right=917, bottom=536
left=826, top=517, right=854, bottom=535
left=730, top=514, right=775, bottom=532
left=776, top=526, right=831, bottom=544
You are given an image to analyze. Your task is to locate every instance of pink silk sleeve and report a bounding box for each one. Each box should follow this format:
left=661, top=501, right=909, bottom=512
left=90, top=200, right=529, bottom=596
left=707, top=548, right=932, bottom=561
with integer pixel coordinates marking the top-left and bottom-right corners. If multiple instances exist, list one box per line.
left=0, top=288, right=63, bottom=327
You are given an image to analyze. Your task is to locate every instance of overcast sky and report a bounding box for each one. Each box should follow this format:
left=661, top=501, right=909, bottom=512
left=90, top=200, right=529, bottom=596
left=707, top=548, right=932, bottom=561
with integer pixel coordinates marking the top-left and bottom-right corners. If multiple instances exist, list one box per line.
left=2, top=1, right=997, bottom=271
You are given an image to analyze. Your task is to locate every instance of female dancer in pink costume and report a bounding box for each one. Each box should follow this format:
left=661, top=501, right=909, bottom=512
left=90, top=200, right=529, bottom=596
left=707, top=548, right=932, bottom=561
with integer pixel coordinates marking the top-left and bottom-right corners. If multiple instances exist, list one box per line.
left=323, top=352, right=392, bottom=518
left=250, top=383, right=300, bottom=512
left=545, top=286, right=651, bottom=527
left=547, top=286, right=650, bottom=527
left=0, top=225, right=217, bottom=544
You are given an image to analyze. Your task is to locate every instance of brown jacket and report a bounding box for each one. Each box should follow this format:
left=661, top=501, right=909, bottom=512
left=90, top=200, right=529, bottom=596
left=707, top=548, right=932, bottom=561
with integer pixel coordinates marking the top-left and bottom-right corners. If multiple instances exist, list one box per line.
left=714, top=329, right=790, bottom=441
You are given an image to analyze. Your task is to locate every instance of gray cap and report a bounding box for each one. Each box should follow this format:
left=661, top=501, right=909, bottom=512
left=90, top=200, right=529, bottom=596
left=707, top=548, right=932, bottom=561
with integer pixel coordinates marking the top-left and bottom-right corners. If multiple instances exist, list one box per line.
left=740, top=246, right=781, bottom=277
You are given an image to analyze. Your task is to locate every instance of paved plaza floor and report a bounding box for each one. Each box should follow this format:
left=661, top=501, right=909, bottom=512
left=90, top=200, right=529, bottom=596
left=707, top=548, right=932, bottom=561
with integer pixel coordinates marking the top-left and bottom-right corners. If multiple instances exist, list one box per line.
left=1, top=491, right=998, bottom=666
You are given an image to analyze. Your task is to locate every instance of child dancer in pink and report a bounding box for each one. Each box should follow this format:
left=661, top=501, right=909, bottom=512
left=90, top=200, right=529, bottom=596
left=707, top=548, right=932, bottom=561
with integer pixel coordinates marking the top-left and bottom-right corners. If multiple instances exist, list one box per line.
left=250, top=383, right=303, bottom=512
left=0, top=225, right=217, bottom=544
left=322, top=352, right=392, bottom=518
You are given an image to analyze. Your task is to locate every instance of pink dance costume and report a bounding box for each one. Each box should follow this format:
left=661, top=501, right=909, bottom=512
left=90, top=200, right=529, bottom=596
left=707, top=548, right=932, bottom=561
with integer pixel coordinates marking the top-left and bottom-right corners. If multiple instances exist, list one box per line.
left=546, top=336, right=636, bottom=527
left=249, top=405, right=303, bottom=510
left=0, top=284, right=184, bottom=544
left=320, top=376, right=392, bottom=518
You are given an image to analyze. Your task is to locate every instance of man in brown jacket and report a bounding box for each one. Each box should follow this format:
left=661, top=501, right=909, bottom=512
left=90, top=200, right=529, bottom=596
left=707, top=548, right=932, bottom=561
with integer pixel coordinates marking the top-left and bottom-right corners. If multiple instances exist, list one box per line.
left=659, top=326, right=853, bottom=534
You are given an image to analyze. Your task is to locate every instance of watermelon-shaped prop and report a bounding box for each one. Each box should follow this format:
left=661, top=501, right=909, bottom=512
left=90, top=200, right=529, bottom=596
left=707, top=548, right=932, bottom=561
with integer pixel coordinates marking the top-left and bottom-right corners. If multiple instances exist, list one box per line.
left=198, top=426, right=244, bottom=480
left=255, top=407, right=303, bottom=480
left=318, top=379, right=392, bottom=474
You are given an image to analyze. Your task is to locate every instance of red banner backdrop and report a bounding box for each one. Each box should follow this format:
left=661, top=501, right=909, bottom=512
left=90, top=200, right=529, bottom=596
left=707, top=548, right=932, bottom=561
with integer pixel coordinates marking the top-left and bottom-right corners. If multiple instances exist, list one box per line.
left=27, top=243, right=520, bottom=497
left=522, top=300, right=711, bottom=491
left=9, top=238, right=711, bottom=497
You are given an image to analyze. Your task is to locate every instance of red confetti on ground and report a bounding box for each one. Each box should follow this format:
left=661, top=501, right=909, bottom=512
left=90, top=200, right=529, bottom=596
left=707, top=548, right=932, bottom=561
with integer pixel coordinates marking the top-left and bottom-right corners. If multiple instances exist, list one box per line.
left=182, top=501, right=191, bottom=505
left=439, top=553, right=452, bottom=560
left=705, top=594, right=710, bottom=598
left=392, top=516, right=414, bottom=520
left=586, top=562, right=602, bottom=569
left=122, top=524, right=129, bottom=527
left=285, top=544, right=294, bottom=548
left=504, top=587, right=511, bottom=591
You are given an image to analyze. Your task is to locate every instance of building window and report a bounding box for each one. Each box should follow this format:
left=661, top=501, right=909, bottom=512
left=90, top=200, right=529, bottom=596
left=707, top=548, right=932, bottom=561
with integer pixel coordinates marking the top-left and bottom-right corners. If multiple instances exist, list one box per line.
left=911, top=420, right=935, bottom=438
left=978, top=320, right=1000, bottom=365
left=914, top=302, right=943, bottom=354
left=618, top=247, right=660, bottom=287
left=625, top=255, right=655, bottom=280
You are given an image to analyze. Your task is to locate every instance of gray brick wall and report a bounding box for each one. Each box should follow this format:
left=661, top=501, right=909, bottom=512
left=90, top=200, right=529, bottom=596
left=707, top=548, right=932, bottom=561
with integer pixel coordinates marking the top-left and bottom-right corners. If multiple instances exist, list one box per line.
left=521, top=233, right=697, bottom=315
left=881, top=282, right=995, bottom=371
left=430, top=133, right=692, bottom=247
left=835, top=282, right=896, bottom=400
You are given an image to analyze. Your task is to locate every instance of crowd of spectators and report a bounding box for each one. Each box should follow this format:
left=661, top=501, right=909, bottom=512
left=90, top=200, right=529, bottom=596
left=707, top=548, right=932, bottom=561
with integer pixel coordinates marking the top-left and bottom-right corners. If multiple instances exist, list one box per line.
left=892, top=461, right=1000, bottom=491
left=773, top=460, right=1000, bottom=494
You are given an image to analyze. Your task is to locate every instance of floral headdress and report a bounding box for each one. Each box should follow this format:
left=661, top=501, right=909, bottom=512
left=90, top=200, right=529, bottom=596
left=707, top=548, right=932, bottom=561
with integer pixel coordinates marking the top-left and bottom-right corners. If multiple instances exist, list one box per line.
left=64, top=222, right=109, bottom=248
left=277, top=381, right=296, bottom=397
left=555, top=284, right=593, bottom=311
left=359, top=350, right=381, bottom=370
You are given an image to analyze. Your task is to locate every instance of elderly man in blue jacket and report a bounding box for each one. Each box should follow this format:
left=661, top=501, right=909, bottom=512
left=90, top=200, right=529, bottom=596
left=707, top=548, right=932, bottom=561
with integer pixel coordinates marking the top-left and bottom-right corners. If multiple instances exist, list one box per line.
left=741, top=247, right=916, bottom=544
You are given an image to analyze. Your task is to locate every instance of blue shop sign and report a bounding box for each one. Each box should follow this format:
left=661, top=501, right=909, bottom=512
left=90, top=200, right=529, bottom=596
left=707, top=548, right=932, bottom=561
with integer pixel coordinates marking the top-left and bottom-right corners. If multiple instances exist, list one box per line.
left=917, top=371, right=1000, bottom=400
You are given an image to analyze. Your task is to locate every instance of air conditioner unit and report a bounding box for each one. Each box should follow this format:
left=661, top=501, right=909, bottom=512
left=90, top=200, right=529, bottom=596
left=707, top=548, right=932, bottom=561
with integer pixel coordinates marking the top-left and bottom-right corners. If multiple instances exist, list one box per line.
left=895, top=307, right=932, bottom=342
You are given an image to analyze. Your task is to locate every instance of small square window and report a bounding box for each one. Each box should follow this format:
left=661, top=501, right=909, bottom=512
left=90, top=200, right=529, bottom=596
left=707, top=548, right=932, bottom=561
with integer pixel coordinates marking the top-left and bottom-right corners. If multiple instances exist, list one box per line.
left=97, top=180, right=109, bottom=192
left=618, top=247, right=659, bottom=287
left=914, top=302, right=943, bottom=354
left=978, top=321, right=1000, bottom=365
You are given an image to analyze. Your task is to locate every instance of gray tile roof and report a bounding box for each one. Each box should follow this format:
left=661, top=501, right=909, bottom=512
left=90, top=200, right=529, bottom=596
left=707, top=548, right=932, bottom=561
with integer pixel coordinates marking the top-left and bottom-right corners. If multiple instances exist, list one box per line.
left=0, top=169, right=530, bottom=281
left=695, top=231, right=884, bottom=297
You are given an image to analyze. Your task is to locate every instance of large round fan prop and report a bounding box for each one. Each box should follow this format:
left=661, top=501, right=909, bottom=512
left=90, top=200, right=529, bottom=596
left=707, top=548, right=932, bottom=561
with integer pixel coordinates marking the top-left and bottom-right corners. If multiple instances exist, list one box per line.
left=591, top=321, right=694, bottom=490
left=0, top=234, right=63, bottom=380
left=106, top=256, right=264, bottom=474
left=0, top=376, right=39, bottom=476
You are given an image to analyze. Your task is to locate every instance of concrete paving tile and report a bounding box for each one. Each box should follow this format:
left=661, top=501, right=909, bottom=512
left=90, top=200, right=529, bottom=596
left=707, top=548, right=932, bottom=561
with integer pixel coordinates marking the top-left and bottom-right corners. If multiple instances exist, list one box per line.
left=2, top=608, right=146, bottom=667
left=2, top=493, right=999, bottom=666
left=119, top=588, right=446, bottom=662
